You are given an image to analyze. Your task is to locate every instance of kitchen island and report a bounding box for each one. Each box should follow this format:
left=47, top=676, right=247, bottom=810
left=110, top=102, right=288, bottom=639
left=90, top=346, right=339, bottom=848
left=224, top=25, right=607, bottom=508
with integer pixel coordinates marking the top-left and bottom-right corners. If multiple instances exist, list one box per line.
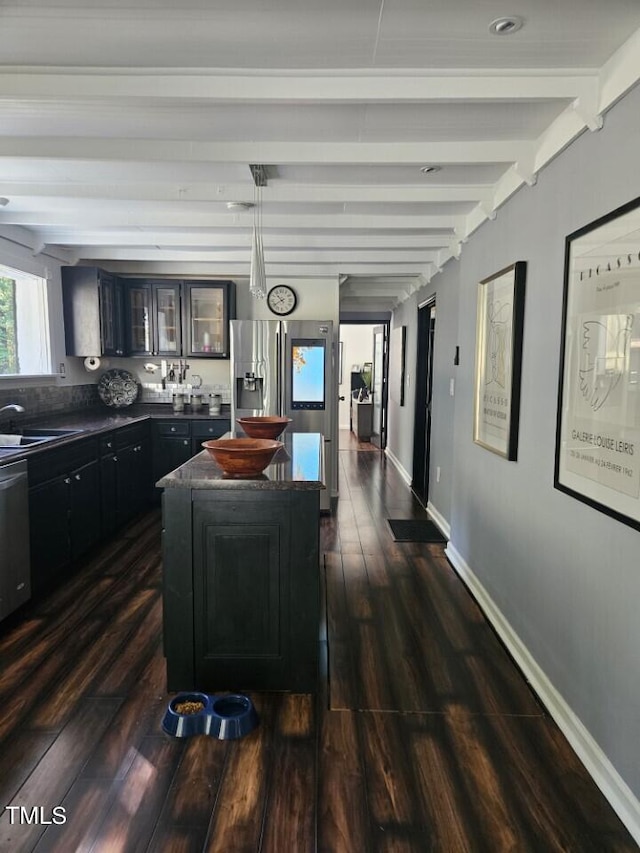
left=157, top=431, right=324, bottom=694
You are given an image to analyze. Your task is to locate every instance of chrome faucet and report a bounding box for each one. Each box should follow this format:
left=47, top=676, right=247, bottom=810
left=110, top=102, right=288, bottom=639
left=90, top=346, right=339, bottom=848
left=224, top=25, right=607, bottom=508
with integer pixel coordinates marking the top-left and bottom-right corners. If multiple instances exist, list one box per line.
left=0, top=404, right=25, bottom=415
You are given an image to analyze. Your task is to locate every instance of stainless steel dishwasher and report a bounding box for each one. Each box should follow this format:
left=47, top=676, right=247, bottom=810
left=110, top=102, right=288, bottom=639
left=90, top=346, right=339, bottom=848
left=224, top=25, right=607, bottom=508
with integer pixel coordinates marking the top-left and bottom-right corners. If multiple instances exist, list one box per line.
left=0, top=459, right=31, bottom=621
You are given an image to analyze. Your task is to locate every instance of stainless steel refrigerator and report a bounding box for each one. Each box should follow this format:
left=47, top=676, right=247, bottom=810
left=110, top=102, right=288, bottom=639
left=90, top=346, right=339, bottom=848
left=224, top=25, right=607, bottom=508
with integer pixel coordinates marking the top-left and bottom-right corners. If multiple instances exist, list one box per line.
left=230, top=319, right=335, bottom=511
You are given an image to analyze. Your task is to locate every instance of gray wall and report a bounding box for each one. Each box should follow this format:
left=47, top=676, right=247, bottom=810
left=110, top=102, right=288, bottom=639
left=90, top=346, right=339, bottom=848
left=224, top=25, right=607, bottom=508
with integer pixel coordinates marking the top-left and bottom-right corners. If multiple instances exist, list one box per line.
left=388, top=82, right=640, bottom=800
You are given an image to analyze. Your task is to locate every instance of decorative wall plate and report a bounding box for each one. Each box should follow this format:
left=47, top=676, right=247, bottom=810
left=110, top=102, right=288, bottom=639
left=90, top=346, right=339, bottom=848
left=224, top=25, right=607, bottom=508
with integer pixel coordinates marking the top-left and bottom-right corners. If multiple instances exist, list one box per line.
left=97, top=368, right=139, bottom=408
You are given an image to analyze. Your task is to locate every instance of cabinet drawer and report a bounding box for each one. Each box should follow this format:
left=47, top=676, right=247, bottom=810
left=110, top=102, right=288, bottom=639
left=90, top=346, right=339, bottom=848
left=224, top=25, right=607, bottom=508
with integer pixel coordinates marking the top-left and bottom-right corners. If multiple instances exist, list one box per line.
left=154, top=420, right=191, bottom=437
left=27, top=437, right=99, bottom=486
left=99, top=433, right=116, bottom=455
left=191, top=419, right=230, bottom=439
left=114, top=421, right=149, bottom=449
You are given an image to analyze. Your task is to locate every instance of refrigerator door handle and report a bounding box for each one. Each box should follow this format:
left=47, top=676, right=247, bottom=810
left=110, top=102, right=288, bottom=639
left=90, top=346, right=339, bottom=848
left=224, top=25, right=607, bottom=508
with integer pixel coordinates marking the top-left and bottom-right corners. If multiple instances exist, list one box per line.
left=276, top=326, right=283, bottom=416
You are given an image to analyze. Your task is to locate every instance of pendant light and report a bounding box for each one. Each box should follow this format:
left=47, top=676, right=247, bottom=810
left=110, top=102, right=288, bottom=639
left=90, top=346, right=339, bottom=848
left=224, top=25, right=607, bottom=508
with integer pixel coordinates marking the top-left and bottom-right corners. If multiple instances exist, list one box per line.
left=249, top=165, right=267, bottom=299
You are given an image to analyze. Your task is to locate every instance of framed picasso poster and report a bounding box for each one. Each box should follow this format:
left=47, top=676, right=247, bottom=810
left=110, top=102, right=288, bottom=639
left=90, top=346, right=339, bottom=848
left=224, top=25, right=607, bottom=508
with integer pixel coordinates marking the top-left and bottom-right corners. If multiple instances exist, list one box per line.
left=555, top=196, right=640, bottom=530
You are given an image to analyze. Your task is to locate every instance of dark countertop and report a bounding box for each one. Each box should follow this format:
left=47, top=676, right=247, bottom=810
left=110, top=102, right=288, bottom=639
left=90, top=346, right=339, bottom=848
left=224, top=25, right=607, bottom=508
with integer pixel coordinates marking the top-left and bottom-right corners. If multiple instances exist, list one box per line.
left=0, top=403, right=231, bottom=464
left=156, top=431, right=325, bottom=491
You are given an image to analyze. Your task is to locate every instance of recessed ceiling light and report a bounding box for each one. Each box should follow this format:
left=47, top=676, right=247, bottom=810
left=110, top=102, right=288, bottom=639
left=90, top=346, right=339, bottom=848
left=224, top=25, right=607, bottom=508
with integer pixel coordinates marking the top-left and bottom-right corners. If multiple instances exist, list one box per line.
left=226, top=201, right=253, bottom=211
left=0, top=197, right=9, bottom=206
left=419, top=166, right=441, bottom=175
left=489, top=16, right=524, bottom=35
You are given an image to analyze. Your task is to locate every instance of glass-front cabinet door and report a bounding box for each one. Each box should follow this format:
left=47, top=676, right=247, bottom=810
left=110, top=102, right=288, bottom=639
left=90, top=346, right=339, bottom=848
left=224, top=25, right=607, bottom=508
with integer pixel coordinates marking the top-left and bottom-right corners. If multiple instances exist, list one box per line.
left=99, top=273, right=124, bottom=356
left=125, top=282, right=152, bottom=355
left=124, top=280, right=181, bottom=356
left=153, top=283, right=180, bottom=356
left=184, top=281, right=235, bottom=358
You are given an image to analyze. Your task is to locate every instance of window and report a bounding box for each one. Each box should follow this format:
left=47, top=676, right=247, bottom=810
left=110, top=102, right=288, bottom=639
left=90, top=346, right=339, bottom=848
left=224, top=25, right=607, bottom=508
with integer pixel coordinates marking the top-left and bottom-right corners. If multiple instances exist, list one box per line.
left=0, top=264, right=52, bottom=376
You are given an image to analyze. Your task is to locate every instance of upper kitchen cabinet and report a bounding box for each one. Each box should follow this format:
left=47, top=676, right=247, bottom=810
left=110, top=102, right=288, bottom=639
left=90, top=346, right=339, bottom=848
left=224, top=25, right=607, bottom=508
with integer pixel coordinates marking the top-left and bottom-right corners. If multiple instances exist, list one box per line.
left=123, top=279, right=182, bottom=357
left=183, top=281, right=235, bottom=359
left=62, top=266, right=125, bottom=357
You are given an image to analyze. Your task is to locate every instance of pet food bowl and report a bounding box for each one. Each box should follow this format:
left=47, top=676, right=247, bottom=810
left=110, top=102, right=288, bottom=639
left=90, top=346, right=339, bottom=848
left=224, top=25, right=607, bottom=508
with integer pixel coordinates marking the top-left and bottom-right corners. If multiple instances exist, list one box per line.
left=209, top=694, right=259, bottom=740
left=236, top=416, right=292, bottom=440
left=202, top=437, right=283, bottom=477
left=161, top=692, right=210, bottom=737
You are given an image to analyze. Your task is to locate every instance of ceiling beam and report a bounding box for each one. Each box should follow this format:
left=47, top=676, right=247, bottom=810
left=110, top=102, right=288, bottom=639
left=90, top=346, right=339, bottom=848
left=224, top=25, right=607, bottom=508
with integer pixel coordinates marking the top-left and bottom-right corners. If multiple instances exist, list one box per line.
left=85, top=261, right=426, bottom=277
left=69, top=247, right=440, bottom=264
left=0, top=182, right=493, bottom=205
left=40, top=231, right=451, bottom=249
left=0, top=70, right=596, bottom=103
left=0, top=211, right=462, bottom=230
left=0, top=138, right=532, bottom=165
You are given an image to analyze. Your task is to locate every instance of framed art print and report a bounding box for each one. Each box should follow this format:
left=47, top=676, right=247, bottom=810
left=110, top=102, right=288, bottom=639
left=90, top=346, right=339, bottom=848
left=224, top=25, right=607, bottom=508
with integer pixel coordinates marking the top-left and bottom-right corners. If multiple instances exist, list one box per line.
left=555, top=196, right=640, bottom=530
left=473, top=261, right=526, bottom=460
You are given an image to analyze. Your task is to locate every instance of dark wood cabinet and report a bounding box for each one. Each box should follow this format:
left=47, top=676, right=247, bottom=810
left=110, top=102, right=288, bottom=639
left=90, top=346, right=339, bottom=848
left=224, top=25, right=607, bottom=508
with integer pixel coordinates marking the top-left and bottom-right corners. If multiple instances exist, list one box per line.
left=190, top=418, right=230, bottom=456
left=62, top=266, right=125, bottom=357
left=152, top=419, right=230, bottom=497
left=28, top=439, right=102, bottom=594
left=183, top=281, right=235, bottom=358
left=62, top=269, right=235, bottom=359
left=69, top=458, right=101, bottom=560
left=29, top=424, right=151, bottom=596
left=152, top=420, right=193, bottom=496
left=123, top=279, right=182, bottom=357
left=28, top=476, right=70, bottom=594
left=100, top=445, right=118, bottom=538
left=114, top=422, right=151, bottom=523
left=163, top=487, right=320, bottom=693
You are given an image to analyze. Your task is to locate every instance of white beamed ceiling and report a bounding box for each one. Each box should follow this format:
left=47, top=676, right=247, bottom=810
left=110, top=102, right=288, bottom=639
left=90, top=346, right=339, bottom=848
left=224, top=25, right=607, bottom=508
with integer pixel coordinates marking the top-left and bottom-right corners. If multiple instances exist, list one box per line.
left=1, top=1, right=640, bottom=312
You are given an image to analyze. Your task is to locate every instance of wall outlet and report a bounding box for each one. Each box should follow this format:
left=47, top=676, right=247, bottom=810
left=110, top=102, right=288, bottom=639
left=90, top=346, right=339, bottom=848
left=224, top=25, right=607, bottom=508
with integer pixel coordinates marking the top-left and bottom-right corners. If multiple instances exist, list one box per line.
left=436, top=466, right=441, bottom=483
left=449, top=377, right=455, bottom=396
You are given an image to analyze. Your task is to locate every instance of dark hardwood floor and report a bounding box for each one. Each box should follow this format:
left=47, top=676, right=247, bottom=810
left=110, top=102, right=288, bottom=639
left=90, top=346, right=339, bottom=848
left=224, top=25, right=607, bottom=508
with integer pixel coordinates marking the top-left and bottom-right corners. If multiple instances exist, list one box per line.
left=0, top=443, right=637, bottom=852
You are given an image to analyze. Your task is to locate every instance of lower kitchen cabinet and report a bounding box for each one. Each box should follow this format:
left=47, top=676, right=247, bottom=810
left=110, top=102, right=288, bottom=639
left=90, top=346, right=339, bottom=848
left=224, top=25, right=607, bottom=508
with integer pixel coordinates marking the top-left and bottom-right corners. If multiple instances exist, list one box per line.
left=28, top=439, right=101, bottom=595
left=151, top=418, right=230, bottom=500
left=29, top=422, right=151, bottom=597
left=162, top=487, right=320, bottom=694
left=101, top=422, right=151, bottom=529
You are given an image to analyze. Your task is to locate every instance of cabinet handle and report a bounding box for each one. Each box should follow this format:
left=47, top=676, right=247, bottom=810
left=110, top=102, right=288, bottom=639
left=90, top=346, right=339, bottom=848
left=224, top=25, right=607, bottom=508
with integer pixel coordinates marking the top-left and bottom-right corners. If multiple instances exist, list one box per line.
left=170, top=427, right=176, bottom=432
left=64, top=477, right=71, bottom=484
left=106, top=441, right=112, bottom=448
left=183, top=440, right=189, bottom=445
left=75, top=474, right=81, bottom=481
left=113, top=455, right=118, bottom=462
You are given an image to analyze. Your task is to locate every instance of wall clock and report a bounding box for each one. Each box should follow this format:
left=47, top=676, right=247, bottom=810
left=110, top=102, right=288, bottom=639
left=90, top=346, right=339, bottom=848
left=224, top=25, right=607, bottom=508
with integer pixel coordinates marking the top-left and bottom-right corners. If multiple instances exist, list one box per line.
left=267, top=285, right=297, bottom=316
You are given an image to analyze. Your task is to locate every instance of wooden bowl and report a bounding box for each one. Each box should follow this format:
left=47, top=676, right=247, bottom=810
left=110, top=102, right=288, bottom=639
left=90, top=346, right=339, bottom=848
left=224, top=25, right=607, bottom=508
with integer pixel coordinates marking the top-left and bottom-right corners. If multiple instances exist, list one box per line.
left=236, top=416, right=292, bottom=440
left=202, top=437, right=283, bottom=477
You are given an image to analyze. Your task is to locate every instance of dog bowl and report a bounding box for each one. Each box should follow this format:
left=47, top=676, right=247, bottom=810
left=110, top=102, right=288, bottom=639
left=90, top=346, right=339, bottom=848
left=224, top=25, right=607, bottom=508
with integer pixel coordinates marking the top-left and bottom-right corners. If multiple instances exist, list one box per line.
left=209, top=694, right=259, bottom=740
left=236, top=416, right=292, bottom=440
left=161, top=692, right=210, bottom=737
left=202, top=437, right=283, bottom=477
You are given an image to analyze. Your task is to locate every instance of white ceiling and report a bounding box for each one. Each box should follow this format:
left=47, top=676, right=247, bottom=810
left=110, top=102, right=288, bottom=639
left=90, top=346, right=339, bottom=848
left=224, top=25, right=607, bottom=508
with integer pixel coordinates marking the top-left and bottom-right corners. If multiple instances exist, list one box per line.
left=1, top=0, right=640, bottom=312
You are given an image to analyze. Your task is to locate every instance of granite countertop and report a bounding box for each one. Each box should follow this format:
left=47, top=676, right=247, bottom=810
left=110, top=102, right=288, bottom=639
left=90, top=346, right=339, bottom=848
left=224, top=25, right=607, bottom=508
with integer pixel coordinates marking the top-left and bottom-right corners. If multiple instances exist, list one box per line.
left=0, top=403, right=232, bottom=463
left=156, top=431, right=326, bottom=491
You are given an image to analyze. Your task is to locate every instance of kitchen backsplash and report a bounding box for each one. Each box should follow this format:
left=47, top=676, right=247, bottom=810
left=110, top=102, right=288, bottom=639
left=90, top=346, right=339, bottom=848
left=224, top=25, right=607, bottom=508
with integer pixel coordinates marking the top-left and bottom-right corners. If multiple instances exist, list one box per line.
left=0, top=383, right=99, bottom=426
left=140, top=382, right=231, bottom=404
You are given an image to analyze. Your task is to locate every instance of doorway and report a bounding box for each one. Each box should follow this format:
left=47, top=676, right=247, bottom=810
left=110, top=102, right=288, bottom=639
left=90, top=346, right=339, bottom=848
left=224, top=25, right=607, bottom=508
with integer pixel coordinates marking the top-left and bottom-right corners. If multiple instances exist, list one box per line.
left=412, top=299, right=436, bottom=507
left=371, top=324, right=388, bottom=449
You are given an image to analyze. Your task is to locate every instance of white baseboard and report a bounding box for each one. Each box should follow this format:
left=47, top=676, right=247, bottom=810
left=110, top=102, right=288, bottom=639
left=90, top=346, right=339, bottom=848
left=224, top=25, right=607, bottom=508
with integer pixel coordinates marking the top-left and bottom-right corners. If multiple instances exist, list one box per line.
left=445, top=542, right=640, bottom=846
left=384, top=446, right=412, bottom=486
left=426, top=501, right=451, bottom=539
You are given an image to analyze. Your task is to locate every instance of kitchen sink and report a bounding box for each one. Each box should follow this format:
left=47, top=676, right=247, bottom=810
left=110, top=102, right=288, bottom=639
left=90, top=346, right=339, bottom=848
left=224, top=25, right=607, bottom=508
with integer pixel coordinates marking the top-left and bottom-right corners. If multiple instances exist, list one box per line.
left=0, top=428, right=84, bottom=449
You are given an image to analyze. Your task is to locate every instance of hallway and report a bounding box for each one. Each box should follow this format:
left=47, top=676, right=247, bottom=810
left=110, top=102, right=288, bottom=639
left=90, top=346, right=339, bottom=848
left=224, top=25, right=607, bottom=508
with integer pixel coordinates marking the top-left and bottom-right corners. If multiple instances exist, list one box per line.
left=0, top=444, right=636, bottom=851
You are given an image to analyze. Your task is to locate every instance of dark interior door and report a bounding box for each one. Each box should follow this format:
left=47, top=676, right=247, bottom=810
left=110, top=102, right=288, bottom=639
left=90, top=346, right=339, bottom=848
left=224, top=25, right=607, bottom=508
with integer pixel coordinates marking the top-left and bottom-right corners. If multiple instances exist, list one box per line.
left=371, top=324, right=388, bottom=448
left=412, top=301, right=436, bottom=507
